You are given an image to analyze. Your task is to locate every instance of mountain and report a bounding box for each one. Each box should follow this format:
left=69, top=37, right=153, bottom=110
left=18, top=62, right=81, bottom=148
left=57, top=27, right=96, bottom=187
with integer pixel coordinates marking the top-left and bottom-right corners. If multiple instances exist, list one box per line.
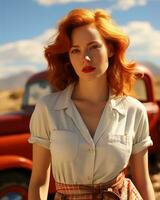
left=0, top=71, right=34, bottom=91
left=140, top=62, right=160, bottom=100
left=139, top=61, right=160, bottom=75
left=0, top=61, right=159, bottom=91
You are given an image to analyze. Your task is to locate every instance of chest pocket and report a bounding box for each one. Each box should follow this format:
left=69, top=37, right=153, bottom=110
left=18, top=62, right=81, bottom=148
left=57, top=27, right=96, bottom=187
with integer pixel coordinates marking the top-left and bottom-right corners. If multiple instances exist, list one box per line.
left=50, top=130, right=79, bottom=162
left=107, top=134, right=129, bottom=145
left=107, top=134, right=130, bottom=153
left=100, top=133, right=131, bottom=166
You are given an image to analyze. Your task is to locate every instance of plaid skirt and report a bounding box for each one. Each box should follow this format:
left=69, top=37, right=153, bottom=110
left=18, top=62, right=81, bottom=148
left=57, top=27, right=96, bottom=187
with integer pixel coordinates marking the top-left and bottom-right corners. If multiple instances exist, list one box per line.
left=54, top=172, right=143, bottom=200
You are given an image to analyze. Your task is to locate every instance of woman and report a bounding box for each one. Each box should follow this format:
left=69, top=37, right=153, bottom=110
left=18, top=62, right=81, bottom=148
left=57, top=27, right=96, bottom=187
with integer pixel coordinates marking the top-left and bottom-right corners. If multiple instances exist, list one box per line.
left=28, top=8, right=155, bottom=200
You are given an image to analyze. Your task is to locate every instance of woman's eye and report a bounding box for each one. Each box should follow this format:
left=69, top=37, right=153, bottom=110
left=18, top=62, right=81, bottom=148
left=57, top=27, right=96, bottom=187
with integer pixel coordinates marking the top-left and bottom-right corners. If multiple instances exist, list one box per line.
left=70, top=49, right=80, bottom=54
left=90, top=44, right=100, bottom=49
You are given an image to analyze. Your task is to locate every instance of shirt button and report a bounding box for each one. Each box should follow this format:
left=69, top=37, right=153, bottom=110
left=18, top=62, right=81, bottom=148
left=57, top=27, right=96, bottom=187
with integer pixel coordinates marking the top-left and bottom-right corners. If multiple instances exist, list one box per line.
left=88, top=148, right=94, bottom=152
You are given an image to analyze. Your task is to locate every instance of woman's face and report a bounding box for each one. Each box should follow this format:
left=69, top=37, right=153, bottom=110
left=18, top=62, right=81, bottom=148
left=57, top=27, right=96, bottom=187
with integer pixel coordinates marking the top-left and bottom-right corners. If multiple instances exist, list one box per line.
left=69, top=24, right=112, bottom=81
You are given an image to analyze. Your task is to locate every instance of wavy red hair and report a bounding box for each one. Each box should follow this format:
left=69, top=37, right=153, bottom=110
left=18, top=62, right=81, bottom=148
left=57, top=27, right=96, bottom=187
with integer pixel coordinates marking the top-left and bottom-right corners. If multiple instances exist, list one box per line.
left=44, top=8, right=136, bottom=95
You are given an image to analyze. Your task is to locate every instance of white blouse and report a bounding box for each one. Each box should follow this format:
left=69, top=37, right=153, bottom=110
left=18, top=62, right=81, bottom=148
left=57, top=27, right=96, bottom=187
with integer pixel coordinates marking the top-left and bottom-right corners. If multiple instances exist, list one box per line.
left=28, top=83, right=153, bottom=184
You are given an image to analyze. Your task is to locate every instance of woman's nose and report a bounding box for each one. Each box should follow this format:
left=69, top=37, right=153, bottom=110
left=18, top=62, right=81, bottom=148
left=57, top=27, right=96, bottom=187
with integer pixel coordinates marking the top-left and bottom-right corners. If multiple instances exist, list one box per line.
left=82, top=49, right=91, bottom=63
left=84, top=55, right=91, bottom=61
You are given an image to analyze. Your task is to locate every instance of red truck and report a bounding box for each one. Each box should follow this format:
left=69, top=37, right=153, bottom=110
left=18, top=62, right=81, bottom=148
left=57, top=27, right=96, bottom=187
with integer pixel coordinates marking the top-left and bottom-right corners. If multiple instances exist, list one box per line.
left=0, top=64, right=160, bottom=200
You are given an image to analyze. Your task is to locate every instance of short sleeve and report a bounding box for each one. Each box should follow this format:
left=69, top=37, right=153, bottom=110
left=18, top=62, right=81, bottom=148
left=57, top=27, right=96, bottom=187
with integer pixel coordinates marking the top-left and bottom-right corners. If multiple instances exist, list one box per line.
left=132, top=106, right=153, bottom=154
left=28, top=99, right=50, bottom=149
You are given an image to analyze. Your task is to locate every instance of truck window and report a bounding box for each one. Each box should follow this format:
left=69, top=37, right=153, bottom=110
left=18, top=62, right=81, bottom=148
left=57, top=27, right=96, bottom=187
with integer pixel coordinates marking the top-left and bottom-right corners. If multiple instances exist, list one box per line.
left=133, top=79, right=147, bottom=101
left=154, top=77, right=160, bottom=100
left=23, top=80, right=51, bottom=106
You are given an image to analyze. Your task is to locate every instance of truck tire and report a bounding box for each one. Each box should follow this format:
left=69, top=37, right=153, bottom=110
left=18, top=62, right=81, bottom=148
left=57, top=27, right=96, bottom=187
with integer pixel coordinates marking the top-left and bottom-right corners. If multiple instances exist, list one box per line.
left=0, top=170, right=30, bottom=200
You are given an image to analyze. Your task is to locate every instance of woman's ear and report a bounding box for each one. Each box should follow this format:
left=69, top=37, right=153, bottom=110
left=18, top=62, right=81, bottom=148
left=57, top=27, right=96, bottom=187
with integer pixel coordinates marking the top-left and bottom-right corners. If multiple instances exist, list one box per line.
left=107, top=43, right=114, bottom=58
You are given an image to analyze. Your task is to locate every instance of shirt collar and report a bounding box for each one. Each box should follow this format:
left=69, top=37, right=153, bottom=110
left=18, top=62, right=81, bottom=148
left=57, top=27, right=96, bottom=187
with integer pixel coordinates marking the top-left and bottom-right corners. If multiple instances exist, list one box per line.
left=109, top=96, right=126, bottom=116
left=54, top=83, right=75, bottom=110
left=54, top=82, right=126, bottom=116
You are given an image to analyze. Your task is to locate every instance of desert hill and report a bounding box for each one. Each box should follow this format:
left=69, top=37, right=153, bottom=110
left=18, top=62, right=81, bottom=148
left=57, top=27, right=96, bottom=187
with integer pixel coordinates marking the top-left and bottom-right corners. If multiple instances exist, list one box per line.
left=0, top=70, right=33, bottom=91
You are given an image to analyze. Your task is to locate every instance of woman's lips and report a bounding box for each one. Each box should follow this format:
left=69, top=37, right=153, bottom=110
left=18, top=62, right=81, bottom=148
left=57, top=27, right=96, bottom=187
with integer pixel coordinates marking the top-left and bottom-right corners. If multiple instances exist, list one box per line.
left=82, top=66, right=96, bottom=73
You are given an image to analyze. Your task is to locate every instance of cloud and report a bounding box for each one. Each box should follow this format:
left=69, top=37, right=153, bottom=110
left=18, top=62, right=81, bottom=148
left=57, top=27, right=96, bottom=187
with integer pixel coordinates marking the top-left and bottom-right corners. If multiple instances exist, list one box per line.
left=108, top=0, right=147, bottom=12
left=0, top=28, right=56, bottom=79
left=35, top=28, right=56, bottom=43
left=35, top=0, right=148, bottom=8
left=122, top=21, right=160, bottom=63
left=1, top=19, right=160, bottom=80
left=34, top=0, right=94, bottom=6
left=0, top=65, right=37, bottom=79
left=0, top=41, right=44, bottom=65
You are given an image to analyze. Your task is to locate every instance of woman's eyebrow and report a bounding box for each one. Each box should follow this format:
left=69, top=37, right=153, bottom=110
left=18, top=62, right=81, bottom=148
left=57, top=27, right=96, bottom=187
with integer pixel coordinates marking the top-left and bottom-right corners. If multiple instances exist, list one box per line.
left=71, top=41, right=99, bottom=48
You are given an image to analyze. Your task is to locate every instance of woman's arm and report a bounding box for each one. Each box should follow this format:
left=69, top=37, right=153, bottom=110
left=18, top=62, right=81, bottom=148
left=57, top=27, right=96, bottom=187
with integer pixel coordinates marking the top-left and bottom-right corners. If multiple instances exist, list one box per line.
left=28, top=144, right=51, bottom=200
left=129, top=149, right=155, bottom=200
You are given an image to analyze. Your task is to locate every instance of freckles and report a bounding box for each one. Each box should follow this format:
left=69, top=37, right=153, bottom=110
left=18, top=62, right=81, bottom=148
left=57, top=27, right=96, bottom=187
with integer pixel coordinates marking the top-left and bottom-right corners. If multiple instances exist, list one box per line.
left=69, top=55, right=76, bottom=63
left=71, top=57, right=77, bottom=66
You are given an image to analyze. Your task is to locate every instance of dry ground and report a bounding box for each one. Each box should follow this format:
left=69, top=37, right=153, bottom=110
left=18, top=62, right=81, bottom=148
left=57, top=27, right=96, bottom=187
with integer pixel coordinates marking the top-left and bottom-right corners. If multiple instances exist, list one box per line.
left=0, top=89, right=23, bottom=113
left=149, top=155, right=160, bottom=200
left=0, top=89, right=160, bottom=199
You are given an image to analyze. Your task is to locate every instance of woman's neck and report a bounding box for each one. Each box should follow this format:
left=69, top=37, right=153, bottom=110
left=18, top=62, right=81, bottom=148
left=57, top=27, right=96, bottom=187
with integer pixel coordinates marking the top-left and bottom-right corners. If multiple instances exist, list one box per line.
left=72, top=75, right=109, bottom=104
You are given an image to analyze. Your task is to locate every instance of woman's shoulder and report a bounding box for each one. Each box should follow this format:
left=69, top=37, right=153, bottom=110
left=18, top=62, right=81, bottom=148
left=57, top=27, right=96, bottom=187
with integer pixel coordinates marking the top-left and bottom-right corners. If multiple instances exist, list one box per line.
left=40, top=91, right=61, bottom=102
left=37, top=90, right=62, bottom=107
left=124, top=95, right=146, bottom=113
left=35, top=83, right=73, bottom=109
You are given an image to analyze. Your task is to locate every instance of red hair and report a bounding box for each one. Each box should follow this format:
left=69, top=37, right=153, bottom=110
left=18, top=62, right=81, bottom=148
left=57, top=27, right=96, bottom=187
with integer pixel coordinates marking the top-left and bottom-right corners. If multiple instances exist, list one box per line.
left=45, top=8, right=136, bottom=95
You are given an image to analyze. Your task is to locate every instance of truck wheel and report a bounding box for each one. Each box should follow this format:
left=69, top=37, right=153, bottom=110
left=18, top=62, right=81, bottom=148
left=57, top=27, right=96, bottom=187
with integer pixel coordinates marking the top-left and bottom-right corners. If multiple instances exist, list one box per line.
left=0, top=170, right=30, bottom=200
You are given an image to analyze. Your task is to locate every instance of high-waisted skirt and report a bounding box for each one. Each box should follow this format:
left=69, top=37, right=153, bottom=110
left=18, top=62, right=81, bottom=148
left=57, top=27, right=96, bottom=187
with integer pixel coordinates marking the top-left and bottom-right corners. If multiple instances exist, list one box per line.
left=54, top=171, right=143, bottom=200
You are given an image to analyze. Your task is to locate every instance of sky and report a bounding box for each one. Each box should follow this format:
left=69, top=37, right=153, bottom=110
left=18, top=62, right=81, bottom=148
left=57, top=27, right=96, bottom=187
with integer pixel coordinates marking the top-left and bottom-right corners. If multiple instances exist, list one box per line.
left=0, top=0, right=160, bottom=79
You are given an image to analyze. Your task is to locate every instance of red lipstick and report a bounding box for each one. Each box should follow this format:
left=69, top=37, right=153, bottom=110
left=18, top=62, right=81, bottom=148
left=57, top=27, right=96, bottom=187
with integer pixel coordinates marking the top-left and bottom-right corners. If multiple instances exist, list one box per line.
left=82, top=66, right=96, bottom=73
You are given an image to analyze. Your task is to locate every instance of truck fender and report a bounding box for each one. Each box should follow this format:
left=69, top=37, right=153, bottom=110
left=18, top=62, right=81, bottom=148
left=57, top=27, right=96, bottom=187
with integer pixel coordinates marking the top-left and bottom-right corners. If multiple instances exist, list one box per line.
left=0, top=155, right=32, bottom=171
